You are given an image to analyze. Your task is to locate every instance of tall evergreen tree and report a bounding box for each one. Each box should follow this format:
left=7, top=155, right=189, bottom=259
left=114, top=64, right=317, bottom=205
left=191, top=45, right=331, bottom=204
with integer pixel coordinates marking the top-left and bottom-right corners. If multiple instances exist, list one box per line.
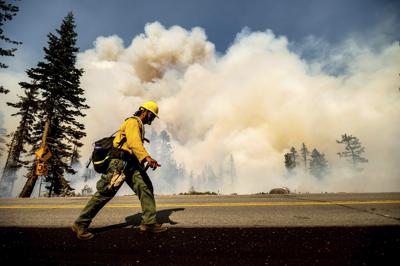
left=0, top=84, right=39, bottom=197
left=0, top=112, right=11, bottom=197
left=82, top=167, right=95, bottom=183
left=160, top=130, right=172, bottom=162
left=336, top=134, right=368, bottom=169
left=19, top=12, right=89, bottom=197
left=70, top=145, right=81, bottom=167
left=309, top=148, right=329, bottom=178
left=0, top=132, right=15, bottom=197
left=290, top=146, right=298, bottom=165
left=81, top=184, right=93, bottom=196
left=0, top=112, right=6, bottom=156
left=0, top=0, right=22, bottom=94
left=188, top=170, right=194, bottom=190
left=284, top=146, right=298, bottom=173
left=299, top=143, right=310, bottom=171
left=284, top=153, right=293, bottom=172
left=228, top=154, right=237, bottom=185
left=6, top=82, right=39, bottom=163
left=155, top=130, right=180, bottom=194
left=203, top=164, right=217, bottom=192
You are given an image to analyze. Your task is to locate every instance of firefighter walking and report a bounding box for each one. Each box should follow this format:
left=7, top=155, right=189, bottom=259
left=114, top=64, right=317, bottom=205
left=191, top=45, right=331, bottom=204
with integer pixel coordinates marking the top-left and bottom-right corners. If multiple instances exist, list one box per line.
left=72, top=101, right=167, bottom=240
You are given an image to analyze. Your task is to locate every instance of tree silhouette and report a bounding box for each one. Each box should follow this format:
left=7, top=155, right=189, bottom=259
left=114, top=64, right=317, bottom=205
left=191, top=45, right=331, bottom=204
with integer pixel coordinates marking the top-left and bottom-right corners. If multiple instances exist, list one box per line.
left=299, top=143, right=310, bottom=170
left=19, top=12, right=89, bottom=197
left=309, top=148, right=329, bottom=178
left=337, top=134, right=368, bottom=169
left=284, top=146, right=298, bottom=173
left=0, top=0, right=22, bottom=94
left=0, top=112, right=6, bottom=156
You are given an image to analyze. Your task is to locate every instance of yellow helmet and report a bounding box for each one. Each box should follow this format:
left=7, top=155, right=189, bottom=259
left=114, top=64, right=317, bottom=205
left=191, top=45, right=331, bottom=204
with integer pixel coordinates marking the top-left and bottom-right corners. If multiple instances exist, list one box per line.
left=140, top=101, right=159, bottom=118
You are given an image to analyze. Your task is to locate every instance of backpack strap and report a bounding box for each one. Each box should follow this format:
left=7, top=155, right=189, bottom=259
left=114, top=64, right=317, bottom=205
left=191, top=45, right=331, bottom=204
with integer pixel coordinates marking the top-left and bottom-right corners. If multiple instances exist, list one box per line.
left=125, top=116, right=149, bottom=143
left=110, top=130, right=119, bottom=137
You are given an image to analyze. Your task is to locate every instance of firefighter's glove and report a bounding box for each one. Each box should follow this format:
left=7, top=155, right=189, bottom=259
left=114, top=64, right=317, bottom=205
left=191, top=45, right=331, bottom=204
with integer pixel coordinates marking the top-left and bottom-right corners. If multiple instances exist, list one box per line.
left=108, top=172, right=126, bottom=189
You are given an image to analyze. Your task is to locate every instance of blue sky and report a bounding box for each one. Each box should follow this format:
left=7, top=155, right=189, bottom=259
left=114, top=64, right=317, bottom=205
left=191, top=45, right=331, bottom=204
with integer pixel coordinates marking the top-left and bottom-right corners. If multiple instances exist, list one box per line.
left=2, top=0, right=399, bottom=71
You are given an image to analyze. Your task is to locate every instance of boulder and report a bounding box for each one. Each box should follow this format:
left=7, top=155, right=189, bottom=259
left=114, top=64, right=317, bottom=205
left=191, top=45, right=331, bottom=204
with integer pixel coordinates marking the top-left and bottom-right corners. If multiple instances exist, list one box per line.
left=269, top=187, right=290, bottom=194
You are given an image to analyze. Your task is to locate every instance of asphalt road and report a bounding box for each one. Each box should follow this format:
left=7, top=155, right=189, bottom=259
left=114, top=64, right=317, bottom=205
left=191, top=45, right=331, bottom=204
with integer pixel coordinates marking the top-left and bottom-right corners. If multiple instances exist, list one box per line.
left=1, top=193, right=399, bottom=265
left=1, top=193, right=399, bottom=227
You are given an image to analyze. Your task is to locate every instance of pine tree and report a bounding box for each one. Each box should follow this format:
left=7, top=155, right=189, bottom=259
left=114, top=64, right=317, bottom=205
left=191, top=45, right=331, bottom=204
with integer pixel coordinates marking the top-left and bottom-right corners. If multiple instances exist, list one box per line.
left=81, top=184, right=93, bottom=196
left=0, top=132, right=15, bottom=197
left=188, top=170, right=194, bottom=189
left=0, top=0, right=22, bottom=94
left=82, top=166, right=95, bottom=183
left=158, top=130, right=179, bottom=193
left=188, top=185, right=195, bottom=194
left=70, top=145, right=81, bottom=167
left=290, top=146, right=298, bottom=165
left=284, top=153, right=293, bottom=172
left=204, top=164, right=217, bottom=192
left=337, top=134, right=368, bottom=169
left=160, top=130, right=172, bottom=161
left=0, top=130, right=5, bottom=156
left=0, top=112, right=6, bottom=156
left=228, top=154, right=237, bottom=185
left=309, top=148, right=329, bottom=178
left=0, top=84, right=39, bottom=197
left=19, top=12, right=89, bottom=197
left=299, top=143, right=310, bottom=170
left=6, top=81, right=39, bottom=164
left=284, top=146, right=298, bottom=173
left=177, top=162, right=187, bottom=185
left=0, top=113, right=13, bottom=197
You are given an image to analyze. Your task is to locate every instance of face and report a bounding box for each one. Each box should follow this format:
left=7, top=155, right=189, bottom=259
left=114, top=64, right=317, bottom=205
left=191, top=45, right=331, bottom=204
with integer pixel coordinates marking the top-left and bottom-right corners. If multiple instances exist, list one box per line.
left=144, top=110, right=156, bottom=125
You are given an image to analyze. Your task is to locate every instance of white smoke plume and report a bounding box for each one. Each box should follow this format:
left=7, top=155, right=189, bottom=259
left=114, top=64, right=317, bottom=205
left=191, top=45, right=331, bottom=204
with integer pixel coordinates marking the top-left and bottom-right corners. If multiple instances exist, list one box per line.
left=6, top=21, right=398, bottom=196
left=73, top=21, right=400, bottom=194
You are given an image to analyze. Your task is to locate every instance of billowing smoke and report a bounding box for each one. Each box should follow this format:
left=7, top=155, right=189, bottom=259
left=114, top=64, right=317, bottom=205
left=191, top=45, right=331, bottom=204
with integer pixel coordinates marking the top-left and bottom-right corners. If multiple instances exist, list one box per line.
left=73, top=22, right=399, bottom=194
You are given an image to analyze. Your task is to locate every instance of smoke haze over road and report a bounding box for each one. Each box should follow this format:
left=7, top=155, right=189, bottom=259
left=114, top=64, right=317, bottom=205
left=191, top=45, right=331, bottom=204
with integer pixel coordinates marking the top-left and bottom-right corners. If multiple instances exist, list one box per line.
left=74, top=22, right=400, bottom=194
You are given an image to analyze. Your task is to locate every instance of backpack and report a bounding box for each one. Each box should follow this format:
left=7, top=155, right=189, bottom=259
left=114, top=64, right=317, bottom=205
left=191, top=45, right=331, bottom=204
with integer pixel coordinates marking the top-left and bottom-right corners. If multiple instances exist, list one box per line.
left=88, top=131, right=125, bottom=174
left=87, top=117, right=145, bottom=174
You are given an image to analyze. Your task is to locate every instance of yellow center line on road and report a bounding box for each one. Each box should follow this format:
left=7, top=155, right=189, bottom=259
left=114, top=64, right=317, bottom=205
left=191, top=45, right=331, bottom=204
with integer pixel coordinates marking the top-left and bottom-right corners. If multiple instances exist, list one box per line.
left=0, top=200, right=399, bottom=209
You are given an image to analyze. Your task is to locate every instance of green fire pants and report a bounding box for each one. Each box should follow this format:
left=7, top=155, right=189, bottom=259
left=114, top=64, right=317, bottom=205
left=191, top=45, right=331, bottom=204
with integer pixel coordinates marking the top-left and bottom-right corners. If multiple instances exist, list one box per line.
left=75, top=159, right=156, bottom=227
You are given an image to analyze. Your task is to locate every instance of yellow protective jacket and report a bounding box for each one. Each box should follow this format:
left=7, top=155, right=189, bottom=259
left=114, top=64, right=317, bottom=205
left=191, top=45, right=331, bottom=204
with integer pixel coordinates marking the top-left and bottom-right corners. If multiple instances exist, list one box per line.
left=113, top=117, right=150, bottom=163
